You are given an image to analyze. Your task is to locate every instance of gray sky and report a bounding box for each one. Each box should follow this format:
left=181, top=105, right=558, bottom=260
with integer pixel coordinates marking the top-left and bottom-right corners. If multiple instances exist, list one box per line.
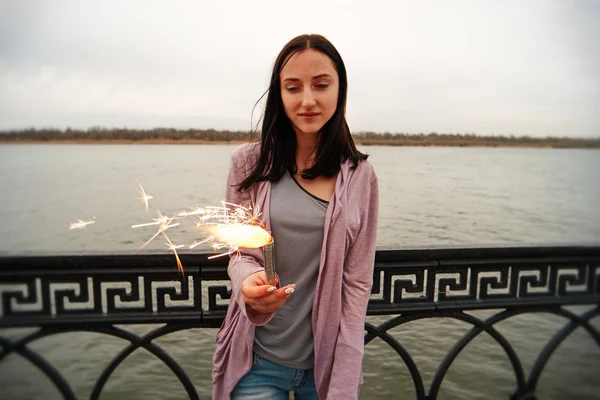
left=0, top=0, right=598, bottom=137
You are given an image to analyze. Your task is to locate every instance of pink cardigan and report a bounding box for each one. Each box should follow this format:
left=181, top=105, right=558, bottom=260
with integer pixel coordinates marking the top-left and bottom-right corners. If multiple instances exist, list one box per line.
left=212, top=144, right=379, bottom=399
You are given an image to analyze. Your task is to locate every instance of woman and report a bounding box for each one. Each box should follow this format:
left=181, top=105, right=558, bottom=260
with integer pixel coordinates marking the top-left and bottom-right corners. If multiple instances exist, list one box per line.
left=212, top=34, right=379, bottom=399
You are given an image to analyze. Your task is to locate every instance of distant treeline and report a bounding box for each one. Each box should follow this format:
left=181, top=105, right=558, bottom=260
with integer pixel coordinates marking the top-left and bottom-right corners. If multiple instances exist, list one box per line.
left=0, top=127, right=252, bottom=142
left=1, top=127, right=599, bottom=148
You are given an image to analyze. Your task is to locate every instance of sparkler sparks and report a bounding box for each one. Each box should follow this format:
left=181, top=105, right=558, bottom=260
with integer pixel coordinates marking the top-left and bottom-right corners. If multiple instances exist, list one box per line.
left=189, top=236, right=214, bottom=249
left=135, top=181, right=154, bottom=212
left=69, top=218, right=95, bottom=230
left=178, top=207, right=210, bottom=217
left=136, top=221, right=180, bottom=251
left=131, top=211, right=175, bottom=229
left=164, top=234, right=185, bottom=276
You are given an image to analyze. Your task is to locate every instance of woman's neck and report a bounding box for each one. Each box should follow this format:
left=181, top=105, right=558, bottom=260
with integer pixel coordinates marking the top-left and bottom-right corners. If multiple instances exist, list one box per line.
left=295, top=131, right=318, bottom=170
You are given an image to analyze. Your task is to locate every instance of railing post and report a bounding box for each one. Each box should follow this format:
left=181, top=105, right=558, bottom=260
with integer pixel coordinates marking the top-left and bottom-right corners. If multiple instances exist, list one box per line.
left=510, top=390, right=537, bottom=400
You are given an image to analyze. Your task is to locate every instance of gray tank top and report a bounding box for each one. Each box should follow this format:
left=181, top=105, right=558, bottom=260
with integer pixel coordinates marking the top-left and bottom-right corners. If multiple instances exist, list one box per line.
left=253, top=171, right=328, bottom=369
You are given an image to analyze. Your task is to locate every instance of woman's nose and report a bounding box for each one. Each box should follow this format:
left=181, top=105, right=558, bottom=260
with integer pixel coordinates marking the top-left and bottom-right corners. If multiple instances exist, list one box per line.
left=301, top=89, right=316, bottom=107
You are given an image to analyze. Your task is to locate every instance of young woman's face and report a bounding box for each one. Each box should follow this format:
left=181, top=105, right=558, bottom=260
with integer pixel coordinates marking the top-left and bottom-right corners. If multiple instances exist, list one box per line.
left=279, top=49, right=339, bottom=137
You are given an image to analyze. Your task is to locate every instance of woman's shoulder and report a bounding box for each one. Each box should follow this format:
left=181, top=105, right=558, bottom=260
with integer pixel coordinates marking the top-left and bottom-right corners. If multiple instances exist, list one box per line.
left=348, top=158, right=377, bottom=183
left=230, top=142, right=261, bottom=171
left=231, top=141, right=260, bottom=160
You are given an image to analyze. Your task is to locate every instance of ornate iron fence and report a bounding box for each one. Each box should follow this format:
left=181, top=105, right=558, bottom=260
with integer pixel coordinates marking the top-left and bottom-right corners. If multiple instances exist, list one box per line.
left=1, top=245, right=599, bottom=399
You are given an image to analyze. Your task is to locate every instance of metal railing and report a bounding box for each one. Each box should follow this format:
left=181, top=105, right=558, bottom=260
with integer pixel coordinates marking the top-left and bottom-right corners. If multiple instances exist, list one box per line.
left=1, top=245, right=599, bottom=399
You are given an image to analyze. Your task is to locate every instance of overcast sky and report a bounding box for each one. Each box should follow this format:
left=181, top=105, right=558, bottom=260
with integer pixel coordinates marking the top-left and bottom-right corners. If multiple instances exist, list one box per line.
left=0, top=0, right=598, bottom=137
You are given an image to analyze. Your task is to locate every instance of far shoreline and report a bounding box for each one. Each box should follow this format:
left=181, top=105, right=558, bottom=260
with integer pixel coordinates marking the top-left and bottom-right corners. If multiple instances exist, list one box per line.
left=0, top=139, right=248, bottom=145
left=1, top=138, right=599, bottom=149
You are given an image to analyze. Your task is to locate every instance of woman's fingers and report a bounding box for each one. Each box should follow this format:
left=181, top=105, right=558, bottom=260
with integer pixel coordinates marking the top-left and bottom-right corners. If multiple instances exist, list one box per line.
left=243, top=284, right=296, bottom=313
left=240, top=271, right=296, bottom=313
left=242, top=283, right=278, bottom=299
left=243, top=284, right=295, bottom=306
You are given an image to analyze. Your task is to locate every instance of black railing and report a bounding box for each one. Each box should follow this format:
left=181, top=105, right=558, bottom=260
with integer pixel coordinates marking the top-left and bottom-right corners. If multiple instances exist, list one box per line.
left=1, top=246, right=599, bottom=399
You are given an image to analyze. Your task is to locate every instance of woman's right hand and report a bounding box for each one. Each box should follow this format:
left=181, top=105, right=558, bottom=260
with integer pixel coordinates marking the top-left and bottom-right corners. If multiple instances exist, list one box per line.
left=240, top=271, right=295, bottom=313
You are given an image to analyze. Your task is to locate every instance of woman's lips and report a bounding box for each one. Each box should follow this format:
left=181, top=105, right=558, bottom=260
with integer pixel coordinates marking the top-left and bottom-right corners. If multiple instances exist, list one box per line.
left=299, top=113, right=319, bottom=120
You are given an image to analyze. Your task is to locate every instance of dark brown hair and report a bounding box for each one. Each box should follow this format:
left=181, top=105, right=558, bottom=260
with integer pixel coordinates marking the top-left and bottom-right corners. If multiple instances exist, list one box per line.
left=238, top=34, right=367, bottom=192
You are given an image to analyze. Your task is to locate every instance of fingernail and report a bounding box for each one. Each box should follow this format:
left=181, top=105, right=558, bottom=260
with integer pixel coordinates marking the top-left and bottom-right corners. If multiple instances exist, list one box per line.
left=285, top=287, right=295, bottom=295
left=267, top=286, right=276, bottom=293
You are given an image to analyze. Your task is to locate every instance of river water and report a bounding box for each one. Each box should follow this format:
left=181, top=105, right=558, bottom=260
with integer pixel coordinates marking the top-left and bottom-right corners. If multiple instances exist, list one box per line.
left=0, top=144, right=599, bottom=399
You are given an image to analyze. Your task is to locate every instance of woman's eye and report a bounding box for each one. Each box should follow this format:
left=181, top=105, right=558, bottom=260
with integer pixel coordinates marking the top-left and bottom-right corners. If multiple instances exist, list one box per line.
left=286, top=87, right=299, bottom=92
left=315, top=83, right=329, bottom=89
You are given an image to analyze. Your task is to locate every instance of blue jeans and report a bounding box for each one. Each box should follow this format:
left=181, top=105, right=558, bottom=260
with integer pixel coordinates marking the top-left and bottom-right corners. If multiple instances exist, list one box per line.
left=231, top=352, right=319, bottom=399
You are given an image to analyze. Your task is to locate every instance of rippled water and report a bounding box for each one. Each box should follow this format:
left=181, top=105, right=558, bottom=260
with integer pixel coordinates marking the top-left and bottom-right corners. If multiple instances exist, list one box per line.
left=0, top=144, right=599, bottom=399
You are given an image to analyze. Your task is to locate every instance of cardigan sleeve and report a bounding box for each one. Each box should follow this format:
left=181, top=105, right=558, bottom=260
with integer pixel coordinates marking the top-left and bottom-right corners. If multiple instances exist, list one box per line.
left=328, top=170, right=379, bottom=399
left=225, top=145, right=275, bottom=326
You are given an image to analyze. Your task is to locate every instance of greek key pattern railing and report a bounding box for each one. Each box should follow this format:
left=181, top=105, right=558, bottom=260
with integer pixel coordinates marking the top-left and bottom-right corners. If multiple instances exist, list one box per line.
left=1, top=246, right=599, bottom=399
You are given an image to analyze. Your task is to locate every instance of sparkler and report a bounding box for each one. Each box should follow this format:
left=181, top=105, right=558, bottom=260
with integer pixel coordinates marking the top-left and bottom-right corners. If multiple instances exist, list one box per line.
left=73, top=182, right=276, bottom=280
left=129, top=199, right=274, bottom=278
left=203, top=224, right=273, bottom=250
left=199, top=204, right=276, bottom=285
left=263, top=241, right=276, bottom=286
